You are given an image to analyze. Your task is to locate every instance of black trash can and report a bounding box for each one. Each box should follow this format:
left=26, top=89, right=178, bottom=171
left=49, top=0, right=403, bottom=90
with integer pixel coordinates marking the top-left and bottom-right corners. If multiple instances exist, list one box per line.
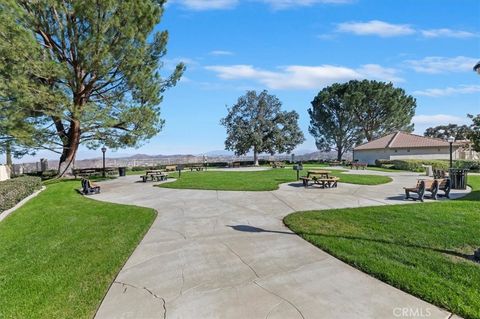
left=448, top=168, right=468, bottom=190
left=118, top=167, right=127, bottom=177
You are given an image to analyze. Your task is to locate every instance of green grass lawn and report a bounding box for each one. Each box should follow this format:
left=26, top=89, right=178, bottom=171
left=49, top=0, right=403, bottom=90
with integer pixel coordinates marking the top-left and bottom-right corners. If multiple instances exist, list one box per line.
left=284, top=176, right=480, bottom=319
left=160, top=168, right=392, bottom=191
left=0, top=180, right=156, bottom=319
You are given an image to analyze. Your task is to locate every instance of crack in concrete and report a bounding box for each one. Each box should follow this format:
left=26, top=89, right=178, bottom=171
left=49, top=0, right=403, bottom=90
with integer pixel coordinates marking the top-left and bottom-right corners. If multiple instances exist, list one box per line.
left=222, top=242, right=260, bottom=279
left=253, top=281, right=305, bottom=319
left=269, top=192, right=296, bottom=212
left=156, top=227, right=187, bottom=240
left=114, top=281, right=167, bottom=319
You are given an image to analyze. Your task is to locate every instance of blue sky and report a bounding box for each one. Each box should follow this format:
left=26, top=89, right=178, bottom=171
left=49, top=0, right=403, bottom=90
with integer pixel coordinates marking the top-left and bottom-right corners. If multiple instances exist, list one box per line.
left=18, top=0, right=480, bottom=162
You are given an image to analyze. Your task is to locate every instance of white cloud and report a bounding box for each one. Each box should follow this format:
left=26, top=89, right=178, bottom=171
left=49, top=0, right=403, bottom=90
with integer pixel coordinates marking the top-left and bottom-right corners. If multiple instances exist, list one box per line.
left=421, top=28, right=477, bottom=39
left=405, top=56, right=478, bottom=74
left=413, top=114, right=467, bottom=125
left=260, top=0, right=352, bottom=9
left=413, top=114, right=469, bottom=134
left=336, top=20, right=415, bottom=37
left=172, top=0, right=351, bottom=10
left=205, top=63, right=402, bottom=90
left=172, top=0, right=238, bottom=10
left=413, top=84, right=480, bottom=97
left=209, top=50, right=234, bottom=56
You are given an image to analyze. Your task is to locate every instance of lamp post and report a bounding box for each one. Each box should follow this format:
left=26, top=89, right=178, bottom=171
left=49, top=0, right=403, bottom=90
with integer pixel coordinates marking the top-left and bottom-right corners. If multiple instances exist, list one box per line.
left=101, top=146, right=107, bottom=178
left=447, top=136, right=455, bottom=168
left=474, top=61, right=480, bottom=74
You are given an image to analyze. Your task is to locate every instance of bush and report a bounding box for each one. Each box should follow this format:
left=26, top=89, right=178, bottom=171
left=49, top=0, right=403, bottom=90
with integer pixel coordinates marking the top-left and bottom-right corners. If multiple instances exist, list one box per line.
left=375, top=159, right=394, bottom=167
left=453, top=160, right=480, bottom=171
left=390, top=159, right=480, bottom=172
left=0, top=176, right=42, bottom=212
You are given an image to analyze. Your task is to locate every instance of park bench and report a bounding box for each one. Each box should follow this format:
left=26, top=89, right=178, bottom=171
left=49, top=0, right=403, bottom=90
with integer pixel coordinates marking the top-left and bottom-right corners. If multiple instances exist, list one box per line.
left=350, top=162, right=368, bottom=170
left=165, top=165, right=177, bottom=172
left=81, top=178, right=100, bottom=195
left=433, top=169, right=447, bottom=179
left=270, top=161, right=285, bottom=168
left=404, top=179, right=436, bottom=202
left=434, top=178, right=451, bottom=199
left=231, top=162, right=241, bottom=168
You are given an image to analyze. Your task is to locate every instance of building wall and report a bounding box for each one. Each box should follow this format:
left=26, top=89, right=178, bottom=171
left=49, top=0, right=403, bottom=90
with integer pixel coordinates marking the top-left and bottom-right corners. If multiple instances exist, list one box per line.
left=0, top=165, right=11, bottom=181
left=354, top=147, right=462, bottom=165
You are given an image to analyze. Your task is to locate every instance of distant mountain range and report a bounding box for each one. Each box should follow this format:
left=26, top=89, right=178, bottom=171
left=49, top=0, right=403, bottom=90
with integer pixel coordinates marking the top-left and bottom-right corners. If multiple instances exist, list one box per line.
left=13, top=149, right=351, bottom=173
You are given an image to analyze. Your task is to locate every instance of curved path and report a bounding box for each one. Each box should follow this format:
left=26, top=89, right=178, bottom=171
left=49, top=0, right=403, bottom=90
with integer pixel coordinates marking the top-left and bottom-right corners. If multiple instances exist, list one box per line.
left=94, top=171, right=467, bottom=319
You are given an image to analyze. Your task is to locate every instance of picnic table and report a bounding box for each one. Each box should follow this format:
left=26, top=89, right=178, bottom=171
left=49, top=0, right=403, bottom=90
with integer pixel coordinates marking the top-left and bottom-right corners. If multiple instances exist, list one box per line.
left=140, top=170, right=168, bottom=182
left=350, top=162, right=368, bottom=170
left=73, top=167, right=117, bottom=178
left=189, top=165, right=206, bottom=171
left=300, top=170, right=339, bottom=188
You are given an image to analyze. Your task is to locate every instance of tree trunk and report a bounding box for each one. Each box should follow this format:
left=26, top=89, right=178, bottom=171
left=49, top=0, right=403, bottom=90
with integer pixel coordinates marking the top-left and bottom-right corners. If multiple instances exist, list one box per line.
left=57, top=119, right=81, bottom=177
left=253, top=147, right=259, bottom=166
left=5, top=141, right=12, bottom=167
left=337, top=147, right=342, bottom=161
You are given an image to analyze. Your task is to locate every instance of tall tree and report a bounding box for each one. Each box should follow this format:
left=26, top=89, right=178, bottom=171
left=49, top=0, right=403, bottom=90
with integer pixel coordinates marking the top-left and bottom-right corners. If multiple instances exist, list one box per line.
left=424, top=124, right=471, bottom=141
left=309, top=83, right=362, bottom=160
left=345, top=80, right=416, bottom=141
left=468, top=113, right=480, bottom=152
left=0, top=0, right=48, bottom=165
left=221, top=90, right=305, bottom=166
left=1, top=0, right=184, bottom=175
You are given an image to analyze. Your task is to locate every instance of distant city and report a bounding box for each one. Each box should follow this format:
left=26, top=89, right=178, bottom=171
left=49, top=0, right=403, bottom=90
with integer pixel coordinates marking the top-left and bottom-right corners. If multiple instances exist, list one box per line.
left=12, top=151, right=351, bottom=173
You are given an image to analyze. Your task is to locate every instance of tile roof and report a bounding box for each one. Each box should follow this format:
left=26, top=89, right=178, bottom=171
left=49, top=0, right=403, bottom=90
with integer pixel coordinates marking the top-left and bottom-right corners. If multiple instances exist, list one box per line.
left=354, top=132, right=457, bottom=150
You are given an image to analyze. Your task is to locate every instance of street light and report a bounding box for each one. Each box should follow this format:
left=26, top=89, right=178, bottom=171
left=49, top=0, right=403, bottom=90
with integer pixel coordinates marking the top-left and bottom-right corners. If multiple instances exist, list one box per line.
left=101, top=146, right=107, bottom=178
left=474, top=61, right=480, bottom=74
left=447, top=136, right=455, bottom=168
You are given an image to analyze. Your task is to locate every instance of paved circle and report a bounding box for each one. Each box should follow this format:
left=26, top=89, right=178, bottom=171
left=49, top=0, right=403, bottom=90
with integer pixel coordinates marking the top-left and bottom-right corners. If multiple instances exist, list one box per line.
left=93, top=171, right=468, bottom=319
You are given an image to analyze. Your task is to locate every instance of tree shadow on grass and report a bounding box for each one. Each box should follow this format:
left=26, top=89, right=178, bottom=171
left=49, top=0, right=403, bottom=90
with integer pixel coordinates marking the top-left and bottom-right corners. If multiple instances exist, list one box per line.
left=227, top=224, right=295, bottom=235
left=297, top=232, right=478, bottom=263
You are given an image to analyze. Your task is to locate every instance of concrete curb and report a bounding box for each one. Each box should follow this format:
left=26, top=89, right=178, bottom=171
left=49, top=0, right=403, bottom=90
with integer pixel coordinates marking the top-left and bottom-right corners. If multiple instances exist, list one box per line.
left=0, top=186, right=46, bottom=222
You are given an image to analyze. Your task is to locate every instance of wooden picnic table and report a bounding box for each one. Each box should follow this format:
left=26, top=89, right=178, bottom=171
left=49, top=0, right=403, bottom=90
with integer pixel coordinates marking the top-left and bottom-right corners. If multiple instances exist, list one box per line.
left=301, top=170, right=339, bottom=188
left=141, top=170, right=168, bottom=182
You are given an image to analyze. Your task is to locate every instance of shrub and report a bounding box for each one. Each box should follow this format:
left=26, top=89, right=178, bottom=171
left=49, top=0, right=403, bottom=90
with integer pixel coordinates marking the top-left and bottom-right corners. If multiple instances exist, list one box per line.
left=391, top=160, right=450, bottom=172
left=0, top=176, right=42, bottom=212
left=375, top=159, right=394, bottom=167
left=453, top=160, right=480, bottom=171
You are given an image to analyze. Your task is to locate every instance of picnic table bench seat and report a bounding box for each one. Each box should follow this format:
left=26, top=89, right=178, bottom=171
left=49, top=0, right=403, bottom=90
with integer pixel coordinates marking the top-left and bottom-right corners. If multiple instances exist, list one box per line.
left=300, top=176, right=340, bottom=188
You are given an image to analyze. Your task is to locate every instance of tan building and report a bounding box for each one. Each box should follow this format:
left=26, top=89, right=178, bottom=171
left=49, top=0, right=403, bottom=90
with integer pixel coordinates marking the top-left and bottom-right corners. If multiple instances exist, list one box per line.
left=353, top=132, right=478, bottom=165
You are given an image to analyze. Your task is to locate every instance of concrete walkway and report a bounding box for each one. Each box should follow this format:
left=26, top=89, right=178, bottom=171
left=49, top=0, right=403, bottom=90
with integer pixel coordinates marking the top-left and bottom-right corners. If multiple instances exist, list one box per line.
left=94, top=171, right=467, bottom=319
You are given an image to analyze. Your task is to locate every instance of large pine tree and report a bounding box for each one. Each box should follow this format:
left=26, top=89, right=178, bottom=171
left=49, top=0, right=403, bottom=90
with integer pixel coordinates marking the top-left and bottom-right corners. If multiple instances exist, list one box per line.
left=0, top=0, right=184, bottom=175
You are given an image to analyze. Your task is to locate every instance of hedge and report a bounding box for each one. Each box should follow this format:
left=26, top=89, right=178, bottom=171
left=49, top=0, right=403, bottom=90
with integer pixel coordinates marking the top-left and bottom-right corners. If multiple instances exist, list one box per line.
left=0, top=176, right=42, bottom=212
left=376, top=159, right=480, bottom=172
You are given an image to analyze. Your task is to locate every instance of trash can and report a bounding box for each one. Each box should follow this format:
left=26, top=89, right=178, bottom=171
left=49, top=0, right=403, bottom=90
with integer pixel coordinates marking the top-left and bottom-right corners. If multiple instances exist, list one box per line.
left=448, top=168, right=468, bottom=190
left=118, top=167, right=127, bottom=177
